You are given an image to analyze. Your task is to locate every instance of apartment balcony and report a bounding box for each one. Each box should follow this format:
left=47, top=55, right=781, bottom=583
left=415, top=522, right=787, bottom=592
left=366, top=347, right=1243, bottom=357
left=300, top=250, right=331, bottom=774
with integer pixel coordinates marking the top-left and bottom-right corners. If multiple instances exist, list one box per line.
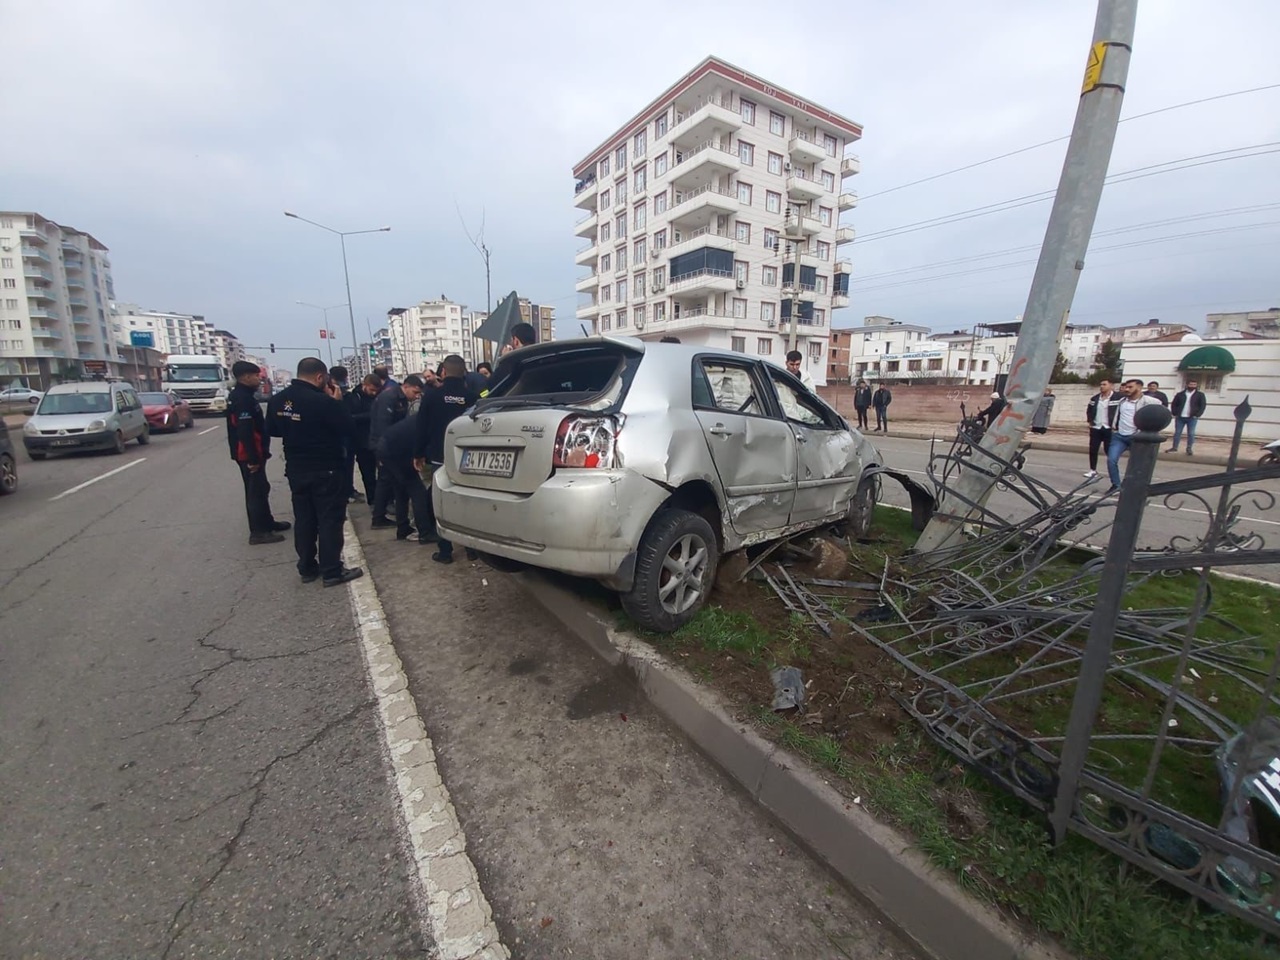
left=841, top=155, right=861, bottom=178
left=31, top=325, right=61, bottom=339
left=576, top=303, right=601, bottom=321
left=668, top=185, right=739, bottom=226
left=669, top=99, right=743, bottom=147
left=20, top=227, right=47, bottom=242
left=23, top=266, right=54, bottom=281
left=21, top=245, right=51, bottom=263
left=666, top=140, right=739, bottom=187
left=834, top=260, right=851, bottom=275
left=73, top=313, right=93, bottom=325
left=574, top=243, right=599, bottom=267
left=575, top=273, right=600, bottom=294
left=664, top=309, right=739, bottom=333
left=25, top=285, right=56, bottom=300
left=783, top=212, right=821, bottom=238
left=832, top=293, right=850, bottom=309
left=788, top=134, right=827, bottom=166
left=75, top=334, right=96, bottom=345
left=838, top=192, right=859, bottom=211
left=573, top=176, right=599, bottom=210
left=64, top=255, right=84, bottom=271
left=29, top=306, right=60, bottom=320
left=573, top=211, right=598, bottom=239
left=61, top=240, right=81, bottom=253
left=667, top=268, right=737, bottom=298
left=34, top=349, right=68, bottom=358
left=786, top=174, right=824, bottom=203
left=66, top=275, right=86, bottom=289
left=835, top=226, right=856, bottom=245
left=665, top=226, right=734, bottom=261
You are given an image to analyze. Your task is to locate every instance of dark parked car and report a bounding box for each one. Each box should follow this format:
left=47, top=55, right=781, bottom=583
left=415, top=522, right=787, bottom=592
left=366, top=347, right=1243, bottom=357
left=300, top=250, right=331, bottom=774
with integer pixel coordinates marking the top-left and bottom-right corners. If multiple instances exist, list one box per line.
left=139, top=391, right=195, bottom=433
left=0, top=419, right=16, bottom=495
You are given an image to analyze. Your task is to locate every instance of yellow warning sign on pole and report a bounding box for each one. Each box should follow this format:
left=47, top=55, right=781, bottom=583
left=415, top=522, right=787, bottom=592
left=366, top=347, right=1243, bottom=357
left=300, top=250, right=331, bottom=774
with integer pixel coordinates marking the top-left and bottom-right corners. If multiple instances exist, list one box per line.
left=1082, top=41, right=1107, bottom=94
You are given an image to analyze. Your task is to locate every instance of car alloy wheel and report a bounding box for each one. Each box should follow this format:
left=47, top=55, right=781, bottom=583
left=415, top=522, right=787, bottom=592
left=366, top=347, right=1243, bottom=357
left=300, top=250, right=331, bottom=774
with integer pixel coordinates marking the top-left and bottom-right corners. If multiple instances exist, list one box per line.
left=113, top=431, right=126, bottom=454
left=0, top=453, right=16, bottom=494
left=658, top=533, right=711, bottom=617
left=622, top=508, right=719, bottom=633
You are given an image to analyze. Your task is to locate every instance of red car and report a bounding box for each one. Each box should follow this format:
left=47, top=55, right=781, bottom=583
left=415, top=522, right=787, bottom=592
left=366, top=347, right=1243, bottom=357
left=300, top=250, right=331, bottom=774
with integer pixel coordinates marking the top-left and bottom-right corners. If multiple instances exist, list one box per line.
left=139, top=391, right=195, bottom=433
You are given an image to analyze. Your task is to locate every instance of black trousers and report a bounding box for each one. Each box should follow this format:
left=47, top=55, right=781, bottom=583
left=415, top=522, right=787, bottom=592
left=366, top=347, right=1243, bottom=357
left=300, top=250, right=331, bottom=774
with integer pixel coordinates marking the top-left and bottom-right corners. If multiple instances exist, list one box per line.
left=1088, top=427, right=1112, bottom=472
left=855, top=406, right=869, bottom=430
left=238, top=463, right=275, bottom=535
left=352, top=448, right=377, bottom=502
left=874, top=406, right=889, bottom=430
left=370, top=461, right=394, bottom=520
left=385, top=458, right=432, bottom=539
left=287, top=468, right=347, bottom=578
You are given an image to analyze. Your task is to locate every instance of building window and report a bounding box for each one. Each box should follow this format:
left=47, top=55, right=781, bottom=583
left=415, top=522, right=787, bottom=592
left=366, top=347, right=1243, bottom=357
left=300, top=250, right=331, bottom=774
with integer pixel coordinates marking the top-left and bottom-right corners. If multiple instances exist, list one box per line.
left=823, top=134, right=838, bottom=157
left=816, top=276, right=828, bottom=294
left=654, top=153, right=668, bottom=177
left=981, top=360, right=990, bottom=371
left=5, top=299, right=18, bottom=310
left=814, top=309, right=826, bottom=326
left=634, top=306, right=645, bottom=327
left=757, top=338, right=772, bottom=355
left=957, top=358, right=967, bottom=371
left=654, top=192, right=668, bottom=215
left=652, top=266, right=665, bottom=287
left=765, top=191, right=781, bottom=214
left=599, top=188, right=610, bottom=208
left=617, top=279, right=628, bottom=302
left=734, top=260, right=748, bottom=282
left=634, top=130, right=646, bottom=156
left=654, top=229, right=667, bottom=249
left=816, top=241, right=830, bottom=260
left=735, top=221, right=751, bottom=243
left=0, top=257, right=11, bottom=268
left=761, top=302, right=776, bottom=323
left=738, top=141, right=754, bottom=166
left=740, top=99, right=756, bottom=124
left=762, top=265, right=778, bottom=286
left=634, top=237, right=647, bottom=262
left=654, top=301, right=666, bottom=321
left=634, top=204, right=646, bottom=230
left=602, top=284, right=612, bottom=302
left=886, top=361, right=900, bottom=372
left=600, top=221, right=611, bottom=242
left=0, top=218, right=12, bottom=229
left=763, top=229, right=779, bottom=252
left=927, top=357, right=943, bottom=371
left=615, top=145, right=627, bottom=168
left=732, top=298, right=747, bottom=319
left=600, top=157, right=610, bottom=177
left=617, top=247, right=628, bottom=271
left=768, top=152, right=783, bottom=175
left=822, top=170, right=836, bottom=192
left=655, top=114, right=668, bottom=138
left=634, top=168, right=646, bottom=193
left=616, top=179, right=627, bottom=205
left=601, top=253, right=611, bottom=272
left=601, top=313, right=612, bottom=331
left=737, top=182, right=752, bottom=205
left=1, top=278, right=14, bottom=289
left=731, top=336, right=746, bottom=353
left=769, top=111, right=786, bottom=136
left=819, top=206, right=832, bottom=226
left=615, top=214, right=627, bottom=238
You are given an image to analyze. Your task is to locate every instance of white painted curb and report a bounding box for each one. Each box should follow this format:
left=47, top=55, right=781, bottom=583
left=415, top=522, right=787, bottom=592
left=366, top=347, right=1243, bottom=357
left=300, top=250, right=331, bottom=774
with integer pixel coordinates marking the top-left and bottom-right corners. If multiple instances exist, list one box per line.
left=343, top=522, right=509, bottom=960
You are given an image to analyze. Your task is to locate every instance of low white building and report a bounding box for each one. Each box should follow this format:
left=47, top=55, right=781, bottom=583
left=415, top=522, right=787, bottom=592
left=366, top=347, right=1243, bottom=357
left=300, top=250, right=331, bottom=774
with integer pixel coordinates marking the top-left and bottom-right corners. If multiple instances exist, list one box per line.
left=1205, top=308, right=1280, bottom=339
left=843, top=316, right=999, bottom=384
left=1119, top=336, right=1279, bottom=440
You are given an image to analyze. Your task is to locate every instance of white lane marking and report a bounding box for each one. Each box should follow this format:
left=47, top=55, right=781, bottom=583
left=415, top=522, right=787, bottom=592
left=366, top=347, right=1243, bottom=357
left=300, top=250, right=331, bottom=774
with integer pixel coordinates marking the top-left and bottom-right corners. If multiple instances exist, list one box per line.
left=341, top=522, right=509, bottom=960
left=197, top=425, right=219, bottom=436
left=48, top=458, right=147, bottom=502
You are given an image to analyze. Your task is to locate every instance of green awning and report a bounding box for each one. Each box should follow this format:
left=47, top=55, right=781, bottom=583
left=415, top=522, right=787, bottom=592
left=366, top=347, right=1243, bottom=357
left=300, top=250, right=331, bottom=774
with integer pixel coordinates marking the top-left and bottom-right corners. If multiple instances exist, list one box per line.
left=1177, top=345, right=1236, bottom=373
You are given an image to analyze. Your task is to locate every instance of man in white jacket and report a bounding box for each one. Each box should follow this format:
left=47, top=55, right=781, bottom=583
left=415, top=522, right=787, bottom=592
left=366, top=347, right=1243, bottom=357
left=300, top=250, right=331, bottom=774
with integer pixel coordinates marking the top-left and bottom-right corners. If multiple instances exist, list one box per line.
left=1104, top=378, right=1161, bottom=494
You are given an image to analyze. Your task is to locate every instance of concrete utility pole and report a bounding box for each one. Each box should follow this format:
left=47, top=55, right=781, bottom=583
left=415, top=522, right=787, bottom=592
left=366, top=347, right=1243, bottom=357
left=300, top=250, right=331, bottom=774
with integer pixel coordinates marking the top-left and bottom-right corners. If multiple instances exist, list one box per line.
left=917, top=0, right=1138, bottom=553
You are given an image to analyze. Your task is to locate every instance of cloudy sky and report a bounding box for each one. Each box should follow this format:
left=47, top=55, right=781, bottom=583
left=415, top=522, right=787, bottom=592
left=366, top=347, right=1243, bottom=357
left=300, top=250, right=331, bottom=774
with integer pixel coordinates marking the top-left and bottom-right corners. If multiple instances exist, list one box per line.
left=4, top=0, right=1277, bottom=358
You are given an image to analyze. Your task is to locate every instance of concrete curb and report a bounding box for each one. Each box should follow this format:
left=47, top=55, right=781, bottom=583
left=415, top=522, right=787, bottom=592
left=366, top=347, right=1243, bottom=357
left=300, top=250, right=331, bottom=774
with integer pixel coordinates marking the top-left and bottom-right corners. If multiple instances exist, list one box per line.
left=518, top=571, right=1071, bottom=960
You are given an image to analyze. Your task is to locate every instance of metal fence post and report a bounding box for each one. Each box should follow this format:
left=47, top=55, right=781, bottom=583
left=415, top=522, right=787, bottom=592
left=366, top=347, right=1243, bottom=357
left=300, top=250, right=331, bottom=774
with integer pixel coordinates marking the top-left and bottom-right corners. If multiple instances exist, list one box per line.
left=1048, top=405, right=1173, bottom=843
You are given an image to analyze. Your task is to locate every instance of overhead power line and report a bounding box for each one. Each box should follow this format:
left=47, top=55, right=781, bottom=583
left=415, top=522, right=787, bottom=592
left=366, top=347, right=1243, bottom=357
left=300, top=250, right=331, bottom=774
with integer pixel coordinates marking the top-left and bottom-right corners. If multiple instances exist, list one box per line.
left=859, top=82, right=1280, bottom=202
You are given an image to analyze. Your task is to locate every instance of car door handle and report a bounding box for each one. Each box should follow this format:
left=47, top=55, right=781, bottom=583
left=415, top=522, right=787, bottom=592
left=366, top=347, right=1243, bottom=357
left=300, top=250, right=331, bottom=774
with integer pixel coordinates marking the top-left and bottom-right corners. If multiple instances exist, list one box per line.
left=794, top=432, right=808, bottom=443
left=708, top=423, right=734, bottom=437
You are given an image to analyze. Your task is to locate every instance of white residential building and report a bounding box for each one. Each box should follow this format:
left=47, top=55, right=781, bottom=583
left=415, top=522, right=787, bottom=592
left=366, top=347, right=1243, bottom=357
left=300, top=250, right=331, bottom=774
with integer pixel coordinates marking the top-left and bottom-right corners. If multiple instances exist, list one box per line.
left=111, top=304, right=212, bottom=357
left=1204, top=308, right=1280, bottom=339
left=842, top=316, right=999, bottom=385
left=208, top=329, right=245, bottom=370
left=572, top=55, right=861, bottom=386
left=387, top=299, right=480, bottom=374
left=0, top=210, right=121, bottom=389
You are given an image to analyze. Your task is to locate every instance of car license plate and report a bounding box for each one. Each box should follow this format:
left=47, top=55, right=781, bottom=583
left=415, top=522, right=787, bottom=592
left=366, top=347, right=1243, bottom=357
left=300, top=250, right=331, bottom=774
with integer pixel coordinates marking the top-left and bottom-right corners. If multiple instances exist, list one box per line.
left=51, top=439, right=77, bottom=447
left=460, top=449, right=516, bottom=478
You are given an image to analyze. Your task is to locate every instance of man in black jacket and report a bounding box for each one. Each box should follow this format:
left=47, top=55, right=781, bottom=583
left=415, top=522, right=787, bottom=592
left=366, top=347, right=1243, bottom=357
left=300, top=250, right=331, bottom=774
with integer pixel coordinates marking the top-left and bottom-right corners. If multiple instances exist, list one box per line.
left=267, top=357, right=361, bottom=586
left=1083, top=379, right=1118, bottom=480
left=226, top=361, right=289, bottom=545
left=852, top=380, right=872, bottom=430
left=1168, top=378, right=1207, bottom=455
left=345, top=374, right=381, bottom=504
left=377, top=415, right=434, bottom=544
left=413, top=355, right=479, bottom=564
left=872, top=382, right=892, bottom=432
left=368, top=374, right=424, bottom=527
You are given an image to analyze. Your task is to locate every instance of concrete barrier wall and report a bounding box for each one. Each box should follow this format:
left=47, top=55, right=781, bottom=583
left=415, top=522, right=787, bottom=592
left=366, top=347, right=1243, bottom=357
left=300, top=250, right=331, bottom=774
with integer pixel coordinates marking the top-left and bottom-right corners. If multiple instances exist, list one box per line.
left=818, top=382, right=1096, bottom=432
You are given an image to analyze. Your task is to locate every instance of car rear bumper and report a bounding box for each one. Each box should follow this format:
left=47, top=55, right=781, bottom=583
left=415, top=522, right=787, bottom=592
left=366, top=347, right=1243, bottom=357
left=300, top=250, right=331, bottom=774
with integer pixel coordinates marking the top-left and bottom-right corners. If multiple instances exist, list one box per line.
left=433, top=469, right=669, bottom=582
left=24, top=430, right=117, bottom=452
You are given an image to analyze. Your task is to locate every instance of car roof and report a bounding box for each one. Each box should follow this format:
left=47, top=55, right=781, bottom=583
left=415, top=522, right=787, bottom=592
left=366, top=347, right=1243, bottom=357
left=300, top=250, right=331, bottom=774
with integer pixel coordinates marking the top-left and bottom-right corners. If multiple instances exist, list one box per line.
left=500, top=336, right=765, bottom=367
left=46, top=381, right=115, bottom=394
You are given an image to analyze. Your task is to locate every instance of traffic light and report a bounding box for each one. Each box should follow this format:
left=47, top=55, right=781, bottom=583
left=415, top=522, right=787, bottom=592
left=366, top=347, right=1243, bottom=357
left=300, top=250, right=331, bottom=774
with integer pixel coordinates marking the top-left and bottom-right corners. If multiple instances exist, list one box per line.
left=368, top=343, right=376, bottom=358
left=269, top=343, right=276, bottom=354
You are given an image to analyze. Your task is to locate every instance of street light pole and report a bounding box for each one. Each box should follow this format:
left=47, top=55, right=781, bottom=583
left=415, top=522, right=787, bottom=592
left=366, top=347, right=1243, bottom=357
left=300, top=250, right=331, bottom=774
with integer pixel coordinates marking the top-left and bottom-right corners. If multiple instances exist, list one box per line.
left=296, top=300, right=348, bottom=369
left=284, top=212, right=390, bottom=373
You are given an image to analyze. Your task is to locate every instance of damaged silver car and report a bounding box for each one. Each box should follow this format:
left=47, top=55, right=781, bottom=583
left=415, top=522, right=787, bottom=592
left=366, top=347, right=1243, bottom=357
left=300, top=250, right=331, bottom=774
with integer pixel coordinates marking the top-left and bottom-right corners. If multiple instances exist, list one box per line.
left=434, top=338, right=881, bottom=632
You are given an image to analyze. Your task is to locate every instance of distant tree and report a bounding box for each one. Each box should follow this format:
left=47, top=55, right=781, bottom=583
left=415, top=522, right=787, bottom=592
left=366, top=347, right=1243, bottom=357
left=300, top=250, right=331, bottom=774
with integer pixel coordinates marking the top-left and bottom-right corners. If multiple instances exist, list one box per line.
left=1052, top=351, right=1069, bottom=382
left=1087, top=339, right=1122, bottom=385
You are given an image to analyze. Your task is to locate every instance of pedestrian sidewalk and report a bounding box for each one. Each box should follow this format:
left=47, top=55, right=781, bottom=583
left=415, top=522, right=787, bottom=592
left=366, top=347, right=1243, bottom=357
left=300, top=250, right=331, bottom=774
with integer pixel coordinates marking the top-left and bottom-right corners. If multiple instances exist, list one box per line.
left=872, top=420, right=1244, bottom=467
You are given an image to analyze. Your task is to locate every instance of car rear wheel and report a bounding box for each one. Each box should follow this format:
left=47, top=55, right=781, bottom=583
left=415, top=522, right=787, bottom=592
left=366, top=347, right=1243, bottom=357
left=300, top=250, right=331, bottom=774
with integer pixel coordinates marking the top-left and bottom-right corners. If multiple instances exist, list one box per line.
left=1262, top=452, right=1279, bottom=468
left=0, top=453, right=17, bottom=494
left=846, top=476, right=877, bottom=541
left=477, top=551, right=529, bottom=574
left=112, top=431, right=126, bottom=455
left=137, top=425, right=151, bottom=445
left=621, top=508, right=718, bottom=633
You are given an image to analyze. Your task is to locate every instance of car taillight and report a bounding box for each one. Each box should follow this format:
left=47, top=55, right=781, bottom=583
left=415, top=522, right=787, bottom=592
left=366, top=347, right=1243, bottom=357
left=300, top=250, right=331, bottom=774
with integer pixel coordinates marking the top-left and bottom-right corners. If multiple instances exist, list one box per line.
left=552, top=414, right=623, bottom=469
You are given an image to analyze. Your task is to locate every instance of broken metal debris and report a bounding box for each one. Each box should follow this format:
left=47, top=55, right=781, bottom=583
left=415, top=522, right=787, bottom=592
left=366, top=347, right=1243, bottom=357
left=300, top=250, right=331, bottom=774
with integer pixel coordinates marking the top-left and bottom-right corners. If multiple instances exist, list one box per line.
left=770, top=666, right=806, bottom=712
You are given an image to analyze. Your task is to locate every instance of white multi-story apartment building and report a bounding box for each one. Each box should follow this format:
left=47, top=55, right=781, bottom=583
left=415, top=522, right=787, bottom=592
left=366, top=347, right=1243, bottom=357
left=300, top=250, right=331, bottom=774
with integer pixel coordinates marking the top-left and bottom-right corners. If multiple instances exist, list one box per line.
left=572, top=56, right=860, bottom=385
left=111, top=304, right=213, bottom=357
left=1204, top=308, right=1279, bottom=339
left=0, top=211, right=121, bottom=388
left=208, top=329, right=246, bottom=370
left=387, top=298, right=478, bottom=373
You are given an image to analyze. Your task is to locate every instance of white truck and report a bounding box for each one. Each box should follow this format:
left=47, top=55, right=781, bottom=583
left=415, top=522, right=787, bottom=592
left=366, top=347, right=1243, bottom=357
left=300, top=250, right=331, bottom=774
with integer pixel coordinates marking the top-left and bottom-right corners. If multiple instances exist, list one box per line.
left=162, top=354, right=232, bottom=415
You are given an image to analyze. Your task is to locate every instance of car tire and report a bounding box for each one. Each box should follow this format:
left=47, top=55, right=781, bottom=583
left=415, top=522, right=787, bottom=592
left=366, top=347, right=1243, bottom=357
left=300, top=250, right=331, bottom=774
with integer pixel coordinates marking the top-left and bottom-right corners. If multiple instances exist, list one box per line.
left=1262, top=452, right=1279, bottom=468
left=28, top=451, right=47, bottom=461
left=112, top=431, right=126, bottom=455
left=621, top=508, right=719, bottom=633
left=477, top=551, right=529, bottom=574
left=137, top=425, right=151, bottom=445
left=846, top=476, right=877, bottom=541
left=0, top=452, right=17, bottom=494
left=28, top=396, right=38, bottom=405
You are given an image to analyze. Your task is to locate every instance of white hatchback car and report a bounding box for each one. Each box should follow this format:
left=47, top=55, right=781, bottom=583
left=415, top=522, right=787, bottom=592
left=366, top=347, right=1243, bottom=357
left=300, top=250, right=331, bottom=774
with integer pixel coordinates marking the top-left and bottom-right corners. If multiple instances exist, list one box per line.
left=23, top=381, right=150, bottom=459
left=435, top=338, right=882, bottom=631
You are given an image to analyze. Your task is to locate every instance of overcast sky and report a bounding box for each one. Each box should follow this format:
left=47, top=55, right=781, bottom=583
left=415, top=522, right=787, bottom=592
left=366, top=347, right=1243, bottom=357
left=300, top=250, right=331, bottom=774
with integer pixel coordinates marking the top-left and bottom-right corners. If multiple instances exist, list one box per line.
left=3, top=0, right=1277, bottom=358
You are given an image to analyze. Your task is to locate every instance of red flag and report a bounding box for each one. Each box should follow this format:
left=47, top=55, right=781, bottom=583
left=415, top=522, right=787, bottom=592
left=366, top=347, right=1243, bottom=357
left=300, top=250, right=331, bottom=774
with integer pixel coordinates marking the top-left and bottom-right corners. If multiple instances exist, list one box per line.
left=320, top=329, right=328, bottom=339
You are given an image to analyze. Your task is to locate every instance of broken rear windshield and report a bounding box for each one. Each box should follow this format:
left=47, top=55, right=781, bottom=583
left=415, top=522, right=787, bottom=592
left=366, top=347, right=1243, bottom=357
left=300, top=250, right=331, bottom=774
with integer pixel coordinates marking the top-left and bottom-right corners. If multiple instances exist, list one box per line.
left=485, top=348, right=637, bottom=409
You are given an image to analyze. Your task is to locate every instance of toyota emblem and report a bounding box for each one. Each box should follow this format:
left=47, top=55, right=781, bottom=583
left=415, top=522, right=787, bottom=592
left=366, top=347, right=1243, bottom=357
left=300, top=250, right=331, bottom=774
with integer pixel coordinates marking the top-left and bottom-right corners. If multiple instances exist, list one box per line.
left=480, top=416, right=493, bottom=433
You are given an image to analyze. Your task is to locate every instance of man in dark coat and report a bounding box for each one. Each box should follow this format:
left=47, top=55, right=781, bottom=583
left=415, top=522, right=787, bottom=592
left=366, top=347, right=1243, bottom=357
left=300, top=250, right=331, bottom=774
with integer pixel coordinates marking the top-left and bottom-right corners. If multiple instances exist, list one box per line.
left=872, top=382, right=892, bottom=432
left=1168, top=378, right=1208, bottom=455
left=413, top=355, right=479, bottom=564
left=345, top=374, right=381, bottom=504
left=852, top=379, right=872, bottom=430
left=368, top=374, right=423, bottom=527
left=226, top=360, right=289, bottom=545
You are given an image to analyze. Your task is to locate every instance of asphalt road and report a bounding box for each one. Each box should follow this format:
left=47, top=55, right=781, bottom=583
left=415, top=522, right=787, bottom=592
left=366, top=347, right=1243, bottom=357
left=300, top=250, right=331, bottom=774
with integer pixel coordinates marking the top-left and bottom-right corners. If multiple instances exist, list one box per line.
left=870, top=433, right=1280, bottom=583
left=0, top=423, right=427, bottom=958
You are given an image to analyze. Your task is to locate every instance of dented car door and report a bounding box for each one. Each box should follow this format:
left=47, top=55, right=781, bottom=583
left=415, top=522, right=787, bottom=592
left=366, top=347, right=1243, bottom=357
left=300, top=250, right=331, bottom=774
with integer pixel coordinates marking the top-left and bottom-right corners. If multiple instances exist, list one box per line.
left=692, top=358, right=797, bottom=537
left=765, top=368, right=861, bottom=526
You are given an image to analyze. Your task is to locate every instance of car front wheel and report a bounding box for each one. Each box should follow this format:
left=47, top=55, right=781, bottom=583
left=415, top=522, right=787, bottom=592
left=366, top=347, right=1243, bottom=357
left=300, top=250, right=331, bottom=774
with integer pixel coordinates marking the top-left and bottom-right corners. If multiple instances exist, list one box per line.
left=846, top=476, right=877, bottom=540
left=621, top=508, right=719, bottom=633
left=0, top=452, right=16, bottom=494
left=112, top=431, right=126, bottom=455
left=137, top=425, right=151, bottom=445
